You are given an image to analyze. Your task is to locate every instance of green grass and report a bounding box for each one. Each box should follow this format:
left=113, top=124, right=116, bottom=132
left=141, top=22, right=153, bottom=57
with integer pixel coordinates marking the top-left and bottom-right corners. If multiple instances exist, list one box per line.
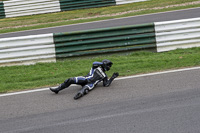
left=0, top=0, right=200, bottom=33
left=0, top=47, right=200, bottom=93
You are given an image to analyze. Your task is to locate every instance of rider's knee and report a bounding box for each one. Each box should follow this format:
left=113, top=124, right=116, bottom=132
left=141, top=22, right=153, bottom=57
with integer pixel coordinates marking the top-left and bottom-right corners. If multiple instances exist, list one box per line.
left=82, top=86, right=89, bottom=94
left=64, top=78, right=75, bottom=85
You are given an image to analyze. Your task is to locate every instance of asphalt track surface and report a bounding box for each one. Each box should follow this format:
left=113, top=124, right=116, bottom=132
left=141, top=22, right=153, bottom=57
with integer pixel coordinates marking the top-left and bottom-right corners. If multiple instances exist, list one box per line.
left=1, top=7, right=200, bottom=39
left=0, top=67, right=200, bottom=133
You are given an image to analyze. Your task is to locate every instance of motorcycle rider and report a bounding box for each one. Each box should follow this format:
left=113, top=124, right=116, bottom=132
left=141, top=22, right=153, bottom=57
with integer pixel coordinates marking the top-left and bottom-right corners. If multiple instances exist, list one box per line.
left=50, top=59, right=119, bottom=100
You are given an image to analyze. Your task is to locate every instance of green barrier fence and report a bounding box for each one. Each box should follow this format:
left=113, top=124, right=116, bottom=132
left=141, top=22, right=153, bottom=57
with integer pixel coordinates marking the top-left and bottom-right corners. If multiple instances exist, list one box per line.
left=53, top=23, right=156, bottom=59
left=59, top=0, right=116, bottom=11
left=0, top=2, right=5, bottom=19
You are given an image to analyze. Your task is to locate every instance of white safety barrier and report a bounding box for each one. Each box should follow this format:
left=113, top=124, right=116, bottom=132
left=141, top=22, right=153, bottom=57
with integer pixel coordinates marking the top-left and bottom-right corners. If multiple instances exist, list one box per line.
left=0, top=34, right=56, bottom=66
left=3, top=0, right=61, bottom=18
left=116, top=0, right=149, bottom=5
left=155, top=17, right=200, bottom=52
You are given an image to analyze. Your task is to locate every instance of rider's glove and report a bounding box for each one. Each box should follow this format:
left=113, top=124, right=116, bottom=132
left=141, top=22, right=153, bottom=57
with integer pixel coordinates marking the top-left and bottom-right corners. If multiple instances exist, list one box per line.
left=112, top=72, right=119, bottom=79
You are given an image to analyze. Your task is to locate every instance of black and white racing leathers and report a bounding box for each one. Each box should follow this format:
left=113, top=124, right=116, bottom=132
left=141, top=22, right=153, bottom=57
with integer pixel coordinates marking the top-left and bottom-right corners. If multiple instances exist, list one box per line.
left=50, top=61, right=119, bottom=99
left=63, top=61, right=116, bottom=90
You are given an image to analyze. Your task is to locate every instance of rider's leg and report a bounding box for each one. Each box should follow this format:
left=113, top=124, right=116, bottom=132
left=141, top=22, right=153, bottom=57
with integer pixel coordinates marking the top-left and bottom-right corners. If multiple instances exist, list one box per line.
left=74, top=82, right=97, bottom=100
left=74, top=85, right=90, bottom=100
left=50, top=77, right=87, bottom=94
left=50, top=78, right=75, bottom=94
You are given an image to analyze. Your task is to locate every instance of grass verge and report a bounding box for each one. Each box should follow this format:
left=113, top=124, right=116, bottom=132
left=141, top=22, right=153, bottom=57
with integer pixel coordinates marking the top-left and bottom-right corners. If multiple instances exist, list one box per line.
left=0, top=47, right=200, bottom=93
left=0, top=0, right=200, bottom=34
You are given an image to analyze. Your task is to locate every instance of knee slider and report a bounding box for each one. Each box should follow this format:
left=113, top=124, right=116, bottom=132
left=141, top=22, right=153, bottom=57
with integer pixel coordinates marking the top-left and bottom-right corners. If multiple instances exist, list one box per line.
left=84, top=88, right=89, bottom=94
left=82, top=86, right=89, bottom=94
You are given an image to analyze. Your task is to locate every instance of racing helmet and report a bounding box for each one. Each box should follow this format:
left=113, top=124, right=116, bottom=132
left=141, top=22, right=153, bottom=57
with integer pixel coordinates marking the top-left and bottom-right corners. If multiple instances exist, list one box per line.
left=102, top=59, right=113, bottom=71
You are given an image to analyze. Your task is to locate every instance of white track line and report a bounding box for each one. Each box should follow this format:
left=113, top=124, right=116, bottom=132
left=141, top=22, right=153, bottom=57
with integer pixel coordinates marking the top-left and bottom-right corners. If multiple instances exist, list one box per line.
left=116, top=66, right=200, bottom=80
left=0, top=66, right=200, bottom=97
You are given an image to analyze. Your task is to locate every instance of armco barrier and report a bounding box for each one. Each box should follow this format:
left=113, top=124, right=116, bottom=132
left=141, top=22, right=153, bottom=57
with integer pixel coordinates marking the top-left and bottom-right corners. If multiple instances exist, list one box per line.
left=3, top=0, right=61, bottom=18
left=59, top=0, right=116, bottom=12
left=0, top=34, right=56, bottom=66
left=0, top=2, right=5, bottom=19
left=0, top=0, right=149, bottom=19
left=53, top=23, right=156, bottom=58
left=155, top=17, right=200, bottom=52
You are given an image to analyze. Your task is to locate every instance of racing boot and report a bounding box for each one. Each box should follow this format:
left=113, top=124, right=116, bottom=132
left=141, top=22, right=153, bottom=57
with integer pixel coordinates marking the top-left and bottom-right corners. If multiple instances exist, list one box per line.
left=50, top=83, right=65, bottom=94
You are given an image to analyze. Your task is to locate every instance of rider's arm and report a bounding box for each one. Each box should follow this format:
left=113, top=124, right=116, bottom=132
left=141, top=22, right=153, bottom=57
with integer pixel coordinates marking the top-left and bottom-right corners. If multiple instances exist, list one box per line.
left=103, top=72, right=119, bottom=87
